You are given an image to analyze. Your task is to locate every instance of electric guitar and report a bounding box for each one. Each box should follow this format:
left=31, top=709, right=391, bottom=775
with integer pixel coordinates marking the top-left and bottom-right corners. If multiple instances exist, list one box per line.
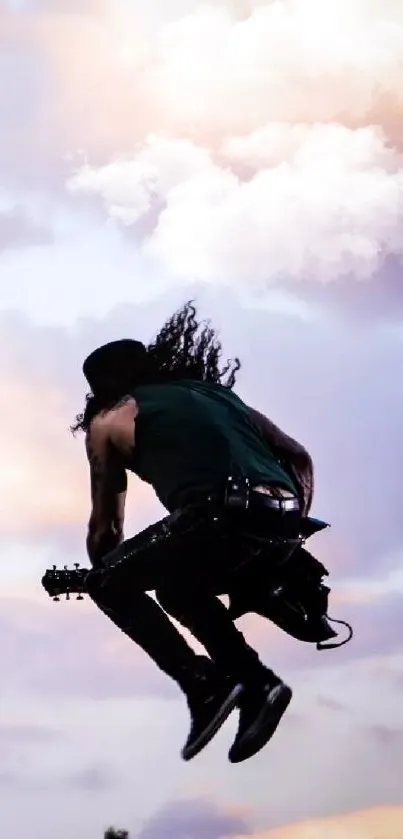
left=41, top=564, right=89, bottom=601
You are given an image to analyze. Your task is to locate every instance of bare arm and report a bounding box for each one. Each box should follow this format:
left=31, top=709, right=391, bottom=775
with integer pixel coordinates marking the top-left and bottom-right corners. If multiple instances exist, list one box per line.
left=85, top=419, right=128, bottom=565
left=248, top=406, right=314, bottom=514
left=248, top=407, right=313, bottom=467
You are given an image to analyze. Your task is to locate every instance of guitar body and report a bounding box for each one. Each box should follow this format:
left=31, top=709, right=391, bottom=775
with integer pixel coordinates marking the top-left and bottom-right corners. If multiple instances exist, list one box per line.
left=226, top=546, right=338, bottom=645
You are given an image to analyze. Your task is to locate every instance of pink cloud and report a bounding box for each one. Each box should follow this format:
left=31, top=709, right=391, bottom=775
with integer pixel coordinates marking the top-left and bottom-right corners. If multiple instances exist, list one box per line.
left=1, top=1, right=403, bottom=180
left=238, top=806, right=403, bottom=839
left=2, top=2, right=403, bottom=301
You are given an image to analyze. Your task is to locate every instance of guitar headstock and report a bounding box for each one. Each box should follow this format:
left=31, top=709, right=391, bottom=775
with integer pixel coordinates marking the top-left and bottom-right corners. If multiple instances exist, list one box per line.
left=41, top=563, right=89, bottom=602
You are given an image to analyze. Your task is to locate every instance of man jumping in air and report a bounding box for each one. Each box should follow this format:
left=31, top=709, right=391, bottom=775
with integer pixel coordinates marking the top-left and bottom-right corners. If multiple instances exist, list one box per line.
left=72, top=302, right=314, bottom=764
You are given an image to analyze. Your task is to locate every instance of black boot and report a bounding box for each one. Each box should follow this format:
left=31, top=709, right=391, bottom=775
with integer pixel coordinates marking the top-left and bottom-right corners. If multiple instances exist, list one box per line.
left=228, top=670, right=292, bottom=764
left=180, top=657, right=244, bottom=761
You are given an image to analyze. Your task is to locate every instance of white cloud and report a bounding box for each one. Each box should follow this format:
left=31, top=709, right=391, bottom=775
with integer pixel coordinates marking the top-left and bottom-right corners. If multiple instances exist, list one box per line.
left=2, top=0, right=403, bottom=312
left=147, top=0, right=403, bottom=129
left=67, top=126, right=403, bottom=286
left=58, top=0, right=403, bottom=289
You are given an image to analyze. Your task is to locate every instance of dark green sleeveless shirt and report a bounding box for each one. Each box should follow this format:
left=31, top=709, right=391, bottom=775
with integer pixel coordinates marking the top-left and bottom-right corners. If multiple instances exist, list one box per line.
left=129, top=380, right=297, bottom=511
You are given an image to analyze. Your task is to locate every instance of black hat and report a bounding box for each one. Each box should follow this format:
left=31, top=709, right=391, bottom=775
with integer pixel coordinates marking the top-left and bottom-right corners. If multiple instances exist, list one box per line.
left=83, top=339, right=146, bottom=393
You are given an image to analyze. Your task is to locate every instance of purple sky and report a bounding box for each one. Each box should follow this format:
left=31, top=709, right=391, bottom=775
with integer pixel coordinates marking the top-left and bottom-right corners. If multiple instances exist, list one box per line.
left=1, top=1, right=403, bottom=838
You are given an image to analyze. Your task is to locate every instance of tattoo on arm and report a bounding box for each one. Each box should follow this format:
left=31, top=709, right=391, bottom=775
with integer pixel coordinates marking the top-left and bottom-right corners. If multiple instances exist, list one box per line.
left=84, top=423, right=128, bottom=563
left=85, top=426, right=127, bottom=529
left=86, top=437, right=105, bottom=499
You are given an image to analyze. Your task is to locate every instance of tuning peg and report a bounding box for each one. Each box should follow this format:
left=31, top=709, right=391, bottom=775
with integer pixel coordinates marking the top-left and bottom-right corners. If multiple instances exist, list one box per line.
left=52, top=565, right=57, bottom=571
left=74, top=563, right=80, bottom=570
left=76, top=594, right=84, bottom=601
left=66, top=592, right=70, bottom=601
left=64, top=565, right=67, bottom=570
left=53, top=596, right=60, bottom=602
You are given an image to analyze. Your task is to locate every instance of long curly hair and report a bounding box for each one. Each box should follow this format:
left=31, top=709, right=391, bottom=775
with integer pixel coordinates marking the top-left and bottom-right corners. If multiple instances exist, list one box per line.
left=71, top=301, right=241, bottom=434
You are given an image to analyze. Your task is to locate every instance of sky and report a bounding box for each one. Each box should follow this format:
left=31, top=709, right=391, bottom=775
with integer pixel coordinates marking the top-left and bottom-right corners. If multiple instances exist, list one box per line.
left=1, top=0, right=403, bottom=837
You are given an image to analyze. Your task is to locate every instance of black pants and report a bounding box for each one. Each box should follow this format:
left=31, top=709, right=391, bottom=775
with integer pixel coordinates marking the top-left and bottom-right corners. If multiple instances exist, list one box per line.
left=86, top=501, right=301, bottom=689
left=156, top=502, right=301, bottom=678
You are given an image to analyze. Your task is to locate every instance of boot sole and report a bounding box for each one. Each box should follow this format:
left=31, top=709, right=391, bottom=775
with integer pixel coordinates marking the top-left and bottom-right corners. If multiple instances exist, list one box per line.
left=182, top=684, right=244, bottom=761
left=228, top=684, right=292, bottom=764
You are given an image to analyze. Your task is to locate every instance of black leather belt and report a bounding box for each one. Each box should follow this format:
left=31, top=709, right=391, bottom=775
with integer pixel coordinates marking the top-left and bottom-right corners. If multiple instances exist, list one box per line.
left=250, top=491, right=300, bottom=513
left=205, top=478, right=301, bottom=514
